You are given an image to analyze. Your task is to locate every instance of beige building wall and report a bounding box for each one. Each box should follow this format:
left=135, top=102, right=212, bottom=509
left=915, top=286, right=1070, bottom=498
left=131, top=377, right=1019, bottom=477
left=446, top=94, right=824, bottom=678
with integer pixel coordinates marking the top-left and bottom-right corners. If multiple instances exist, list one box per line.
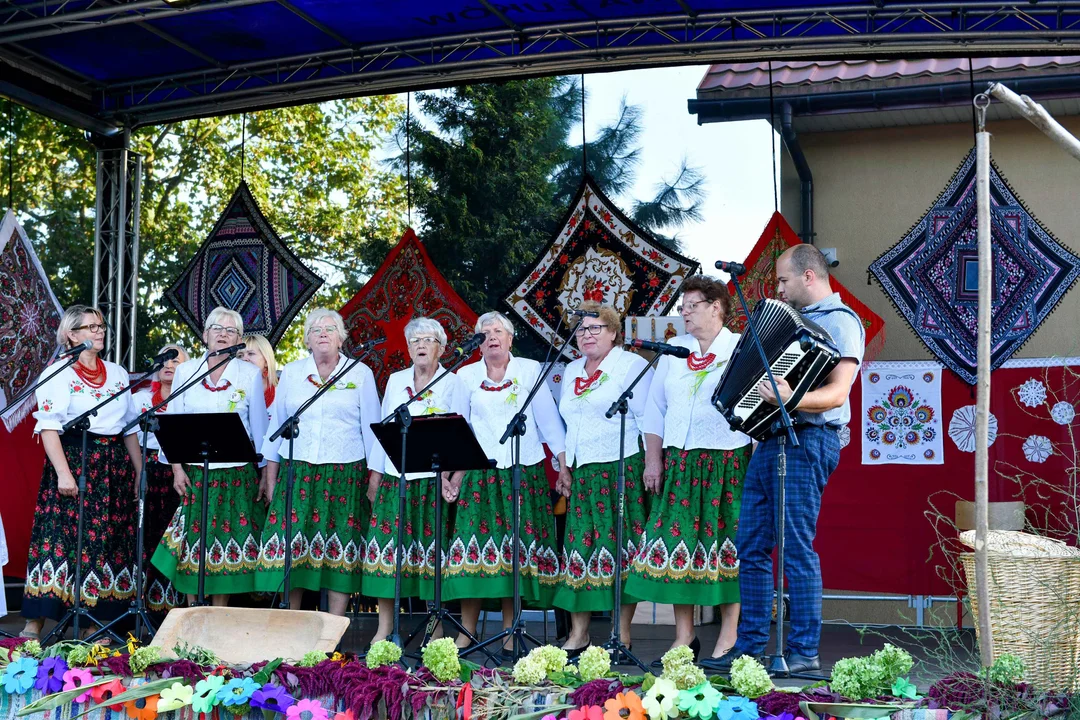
left=780, top=115, right=1080, bottom=362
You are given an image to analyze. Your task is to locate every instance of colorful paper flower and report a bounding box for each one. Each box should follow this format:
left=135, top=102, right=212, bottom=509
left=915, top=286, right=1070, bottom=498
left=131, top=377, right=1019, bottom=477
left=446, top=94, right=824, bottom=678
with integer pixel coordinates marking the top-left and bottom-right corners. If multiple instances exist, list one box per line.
left=891, top=677, right=918, bottom=700
left=91, top=678, right=128, bottom=711
left=715, top=695, right=759, bottom=720
left=251, top=684, right=296, bottom=713
left=62, top=667, right=95, bottom=703
left=35, top=656, right=68, bottom=695
left=642, top=677, right=680, bottom=720
left=332, top=709, right=355, bottom=720
left=221, top=677, right=260, bottom=706
left=568, top=706, right=605, bottom=720
left=158, top=681, right=195, bottom=712
left=286, top=697, right=330, bottom=720
left=603, top=691, right=646, bottom=720
left=124, top=694, right=160, bottom=720
left=677, top=681, right=723, bottom=720
left=192, top=674, right=226, bottom=714
left=2, top=657, right=38, bottom=694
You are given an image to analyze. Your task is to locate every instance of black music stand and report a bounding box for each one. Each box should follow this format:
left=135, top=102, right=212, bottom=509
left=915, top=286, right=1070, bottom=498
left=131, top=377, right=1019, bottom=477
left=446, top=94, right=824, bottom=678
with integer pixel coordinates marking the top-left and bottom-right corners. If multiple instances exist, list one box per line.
left=370, top=414, right=495, bottom=657
left=155, top=413, right=259, bottom=607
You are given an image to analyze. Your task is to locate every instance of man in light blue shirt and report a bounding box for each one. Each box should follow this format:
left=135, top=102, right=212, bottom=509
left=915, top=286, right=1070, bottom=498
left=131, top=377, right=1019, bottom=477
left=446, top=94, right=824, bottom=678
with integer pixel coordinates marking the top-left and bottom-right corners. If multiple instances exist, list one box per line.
left=702, top=244, right=863, bottom=675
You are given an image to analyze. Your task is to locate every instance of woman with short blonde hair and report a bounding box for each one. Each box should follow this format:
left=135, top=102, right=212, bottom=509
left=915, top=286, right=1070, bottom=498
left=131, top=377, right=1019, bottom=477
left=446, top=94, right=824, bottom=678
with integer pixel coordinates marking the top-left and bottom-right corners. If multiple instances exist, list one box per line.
left=240, top=334, right=278, bottom=408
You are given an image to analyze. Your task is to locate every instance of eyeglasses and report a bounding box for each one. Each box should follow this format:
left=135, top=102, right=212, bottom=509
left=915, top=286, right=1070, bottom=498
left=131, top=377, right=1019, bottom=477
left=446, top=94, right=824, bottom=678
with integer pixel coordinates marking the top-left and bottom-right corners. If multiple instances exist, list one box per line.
left=308, top=325, right=338, bottom=337
left=408, top=336, right=440, bottom=346
left=677, top=300, right=710, bottom=314
left=207, top=324, right=240, bottom=337
left=73, top=323, right=107, bottom=333
left=574, top=324, right=607, bottom=336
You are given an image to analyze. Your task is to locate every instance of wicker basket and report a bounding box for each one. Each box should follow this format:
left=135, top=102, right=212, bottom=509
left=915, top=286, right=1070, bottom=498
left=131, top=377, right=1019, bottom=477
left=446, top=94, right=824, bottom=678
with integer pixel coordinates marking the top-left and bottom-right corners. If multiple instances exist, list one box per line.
left=961, top=551, right=1080, bottom=689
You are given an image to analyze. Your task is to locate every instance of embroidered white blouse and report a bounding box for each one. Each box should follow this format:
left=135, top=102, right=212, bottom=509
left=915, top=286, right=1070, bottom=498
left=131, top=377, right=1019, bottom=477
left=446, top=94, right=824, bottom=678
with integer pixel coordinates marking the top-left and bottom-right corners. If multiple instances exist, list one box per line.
left=558, top=347, right=653, bottom=467
left=33, top=360, right=138, bottom=436
left=260, top=353, right=380, bottom=466
left=163, top=354, right=267, bottom=469
left=126, top=386, right=169, bottom=459
left=643, top=331, right=751, bottom=451
left=456, top=355, right=566, bottom=469
left=368, top=366, right=470, bottom=480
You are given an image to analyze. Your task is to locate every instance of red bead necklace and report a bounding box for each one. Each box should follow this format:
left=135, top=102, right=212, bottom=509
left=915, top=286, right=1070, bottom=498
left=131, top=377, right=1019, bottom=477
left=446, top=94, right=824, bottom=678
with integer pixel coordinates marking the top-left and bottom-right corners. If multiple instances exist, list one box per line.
left=73, top=358, right=106, bottom=388
left=151, top=381, right=169, bottom=412
left=480, top=380, right=513, bottom=392
left=686, top=352, right=716, bottom=372
left=573, top=369, right=603, bottom=396
left=201, top=378, right=233, bottom=392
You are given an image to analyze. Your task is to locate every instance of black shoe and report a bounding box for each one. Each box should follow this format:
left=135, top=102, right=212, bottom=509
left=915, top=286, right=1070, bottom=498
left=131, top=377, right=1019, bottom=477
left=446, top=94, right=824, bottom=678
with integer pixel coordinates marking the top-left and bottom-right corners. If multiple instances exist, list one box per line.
left=564, top=642, right=592, bottom=661
left=690, top=636, right=701, bottom=661
left=698, top=647, right=740, bottom=674
left=783, top=651, right=821, bottom=674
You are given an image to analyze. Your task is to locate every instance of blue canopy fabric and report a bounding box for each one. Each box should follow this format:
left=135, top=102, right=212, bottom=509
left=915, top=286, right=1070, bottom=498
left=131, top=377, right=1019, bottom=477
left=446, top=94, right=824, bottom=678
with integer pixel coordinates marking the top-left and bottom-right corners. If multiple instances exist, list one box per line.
left=2, top=0, right=1080, bottom=129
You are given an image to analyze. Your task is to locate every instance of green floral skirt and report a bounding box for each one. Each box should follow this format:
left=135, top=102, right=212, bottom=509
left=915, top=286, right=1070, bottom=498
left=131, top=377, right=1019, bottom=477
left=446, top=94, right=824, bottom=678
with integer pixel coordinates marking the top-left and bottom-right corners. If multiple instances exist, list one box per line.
left=254, top=460, right=368, bottom=595
left=361, top=473, right=441, bottom=600
left=553, top=452, right=650, bottom=613
left=151, top=463, right=261, bottom=596
left=625, top=445, right=750, bottom=606
left=441, top=462, right=558, bottom=607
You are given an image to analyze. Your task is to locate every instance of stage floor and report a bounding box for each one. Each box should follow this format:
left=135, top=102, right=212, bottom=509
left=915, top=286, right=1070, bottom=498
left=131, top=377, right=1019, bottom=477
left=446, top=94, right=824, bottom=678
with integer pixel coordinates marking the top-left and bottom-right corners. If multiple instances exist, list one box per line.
left=0, top=611, right=976, bottom=686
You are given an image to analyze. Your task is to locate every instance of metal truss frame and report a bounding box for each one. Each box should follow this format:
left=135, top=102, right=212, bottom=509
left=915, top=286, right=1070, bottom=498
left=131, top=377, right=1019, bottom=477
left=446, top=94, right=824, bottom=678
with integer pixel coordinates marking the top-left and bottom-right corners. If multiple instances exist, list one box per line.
left=4, top=2, right=1080, bottom=129
left=91, top=136, right=142, bottom=369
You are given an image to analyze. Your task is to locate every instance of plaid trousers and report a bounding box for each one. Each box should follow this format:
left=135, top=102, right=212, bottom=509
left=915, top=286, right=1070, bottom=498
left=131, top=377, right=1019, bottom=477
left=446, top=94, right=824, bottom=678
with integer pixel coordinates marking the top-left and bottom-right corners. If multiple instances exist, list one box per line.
left=733, top=425, right=840, bottom=657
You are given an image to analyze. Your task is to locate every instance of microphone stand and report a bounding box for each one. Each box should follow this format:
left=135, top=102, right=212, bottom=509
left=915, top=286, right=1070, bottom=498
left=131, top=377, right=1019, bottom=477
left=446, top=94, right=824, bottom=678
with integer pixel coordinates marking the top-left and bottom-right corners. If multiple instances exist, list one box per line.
left=0, top=353, right=82, bottom=418
left=121, top=348, right=245, bottom=607
left=377, top=342, right=481, bottom=654
left=464, top=316, right=587, bottom=663
left=42, top=358, right=165, bottom=646
left=601, top=349, right=663, bottom=671
left=723, top=269, right=809, bottom=679
left=266, top=342, right=382, bottom=613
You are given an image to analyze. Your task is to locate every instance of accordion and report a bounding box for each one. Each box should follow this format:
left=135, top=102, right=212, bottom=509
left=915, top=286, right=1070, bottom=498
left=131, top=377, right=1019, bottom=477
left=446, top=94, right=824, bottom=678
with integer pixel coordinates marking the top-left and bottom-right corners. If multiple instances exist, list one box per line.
left=711, top=299, right=841, bottom=441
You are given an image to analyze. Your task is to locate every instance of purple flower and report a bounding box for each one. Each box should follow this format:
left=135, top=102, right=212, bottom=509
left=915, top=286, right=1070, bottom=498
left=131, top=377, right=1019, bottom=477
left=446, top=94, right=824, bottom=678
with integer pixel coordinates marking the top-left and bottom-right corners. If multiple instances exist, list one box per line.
left=35, top=657, right=69, bottom=695
left=251, top=684, right=296, bottom=713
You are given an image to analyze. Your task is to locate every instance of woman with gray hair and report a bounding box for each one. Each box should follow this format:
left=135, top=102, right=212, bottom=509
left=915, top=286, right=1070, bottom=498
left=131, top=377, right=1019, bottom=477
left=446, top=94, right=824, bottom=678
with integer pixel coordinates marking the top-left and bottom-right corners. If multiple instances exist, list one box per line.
left=254, top=307, right=380, bottom=615
left=127, top=343, right=188, bottom=615
left=362, top=316, right=468, bottom=642
left=22, top=304, right=142, bottom=639
left=151, top=306, right=268, bottom=606
left=443, top=311, right=567, bottom=652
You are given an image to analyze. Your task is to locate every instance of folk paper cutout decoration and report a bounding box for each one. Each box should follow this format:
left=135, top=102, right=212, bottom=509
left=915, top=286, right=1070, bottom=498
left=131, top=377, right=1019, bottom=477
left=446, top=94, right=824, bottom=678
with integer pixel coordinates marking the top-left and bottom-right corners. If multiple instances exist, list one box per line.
left=165, top=181, right=324, bottom=346
left=0, top=210, right=63, bottom=430
left=861, top=361, right=944, bottom=465
left=726, top=211, right=885, bottom=361
left=339, top=228, right=479, bottom=393
left=870, top=148, right=1080, bottom=385
left=504, top=175, right=698, bottom=359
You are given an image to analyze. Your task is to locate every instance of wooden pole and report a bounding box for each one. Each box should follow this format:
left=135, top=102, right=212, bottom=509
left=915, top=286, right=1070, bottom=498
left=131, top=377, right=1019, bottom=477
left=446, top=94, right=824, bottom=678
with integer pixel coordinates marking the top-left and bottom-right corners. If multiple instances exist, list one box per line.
left=974, top=126, right=995, bottom=667
left=987, top=83, right=1080, bottom=162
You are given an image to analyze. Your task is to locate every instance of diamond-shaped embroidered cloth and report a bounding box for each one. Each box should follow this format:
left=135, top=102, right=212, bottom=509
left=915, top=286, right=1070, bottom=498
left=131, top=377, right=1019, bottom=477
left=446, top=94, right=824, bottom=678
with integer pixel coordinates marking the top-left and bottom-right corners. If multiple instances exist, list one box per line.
left=870, top=149, right=1080, bottom=385
left=165, top=181, right=323, bottom=346
left=504, top=175, right=698, bottom=359
left=0, top=210, right=63, bottom=431
left=340, top=228, right=479, bottom=393
left=726, top=211, right=885, bottom=360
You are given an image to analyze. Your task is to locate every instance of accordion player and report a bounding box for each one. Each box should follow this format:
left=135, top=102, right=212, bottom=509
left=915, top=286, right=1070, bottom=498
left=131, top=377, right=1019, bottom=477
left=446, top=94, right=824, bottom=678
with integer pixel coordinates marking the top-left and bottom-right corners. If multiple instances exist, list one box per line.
left=710, top=299, right=841, bottom=441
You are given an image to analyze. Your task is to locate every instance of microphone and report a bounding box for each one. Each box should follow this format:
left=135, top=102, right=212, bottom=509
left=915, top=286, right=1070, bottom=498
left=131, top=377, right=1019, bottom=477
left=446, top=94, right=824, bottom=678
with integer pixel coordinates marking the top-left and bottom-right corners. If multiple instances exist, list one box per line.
left=626, top=338, right=692, bottom=359
left=152, top=347, right=179, bottom=366
left=59, top=340, right=92, bottom=358
left=453, top=333, right=486, bottom=358
left=353, top=337, right=386, bottom=353
left=570, top=309, right=600, bottom=318
left=208, top=342, right=246, bottom=358
left=714, top=260, right=747, bottom=276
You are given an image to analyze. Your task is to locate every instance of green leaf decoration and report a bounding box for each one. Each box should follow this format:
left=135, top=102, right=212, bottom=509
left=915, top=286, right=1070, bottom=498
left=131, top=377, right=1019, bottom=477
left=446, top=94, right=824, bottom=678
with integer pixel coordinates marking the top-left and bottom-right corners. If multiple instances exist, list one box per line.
left=252, top=658, right=284, bottom=686
left=16, top=677, right=118, bottom=717
left=459, top=659, right=480, bottom=683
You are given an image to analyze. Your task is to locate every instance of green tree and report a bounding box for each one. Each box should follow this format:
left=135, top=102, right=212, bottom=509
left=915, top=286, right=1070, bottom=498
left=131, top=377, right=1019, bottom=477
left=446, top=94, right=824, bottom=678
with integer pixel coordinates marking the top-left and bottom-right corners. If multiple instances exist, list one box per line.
left=1, top=97, right=406, bottom=366
left=370, top=78, right=706, bottom=343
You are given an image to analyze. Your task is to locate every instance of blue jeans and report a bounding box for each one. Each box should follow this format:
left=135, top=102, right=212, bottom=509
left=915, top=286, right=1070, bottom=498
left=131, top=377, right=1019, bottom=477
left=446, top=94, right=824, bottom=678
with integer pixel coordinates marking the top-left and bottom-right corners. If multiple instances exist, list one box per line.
left=733, top=425, right=840, bottom=657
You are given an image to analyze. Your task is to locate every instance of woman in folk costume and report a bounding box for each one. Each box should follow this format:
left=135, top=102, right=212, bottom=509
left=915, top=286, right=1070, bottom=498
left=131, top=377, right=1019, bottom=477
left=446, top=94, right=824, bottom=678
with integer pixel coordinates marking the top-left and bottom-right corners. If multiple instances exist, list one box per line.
left=127, top=344, right=189, bottom=615
left=443, top=311, right=566, bottom=651
left=363, top=317, right=469, bottom=643
left=624, top=275, right=753, bottom=666
left=151, top=306, right=268, bottom=605
left=22, top=305, right=142, bottom=640
left=554, top=301, right=653, bottom=657
left=240, top=334, right=278, bottom=410
left=255, top=308, right=380, bottom=615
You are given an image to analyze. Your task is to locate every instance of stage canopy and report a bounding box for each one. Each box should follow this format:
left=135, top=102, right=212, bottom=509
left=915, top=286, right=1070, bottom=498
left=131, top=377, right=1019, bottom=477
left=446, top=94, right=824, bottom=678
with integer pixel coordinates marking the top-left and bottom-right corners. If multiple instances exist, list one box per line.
left=4, top=1, right=1080, bottom=133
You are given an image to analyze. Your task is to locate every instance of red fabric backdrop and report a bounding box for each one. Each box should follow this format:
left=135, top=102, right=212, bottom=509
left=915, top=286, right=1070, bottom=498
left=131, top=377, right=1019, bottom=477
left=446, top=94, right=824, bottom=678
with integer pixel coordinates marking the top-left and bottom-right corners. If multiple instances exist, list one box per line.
left=1, top=419, right=44, bottom=580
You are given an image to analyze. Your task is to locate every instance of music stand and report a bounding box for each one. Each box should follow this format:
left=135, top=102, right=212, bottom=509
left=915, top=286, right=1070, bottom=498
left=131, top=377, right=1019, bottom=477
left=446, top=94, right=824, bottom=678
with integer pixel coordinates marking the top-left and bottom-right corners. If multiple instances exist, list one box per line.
left=155, top=413, right=259, bottom=607
left=370, top=414, right=495, bottom=657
